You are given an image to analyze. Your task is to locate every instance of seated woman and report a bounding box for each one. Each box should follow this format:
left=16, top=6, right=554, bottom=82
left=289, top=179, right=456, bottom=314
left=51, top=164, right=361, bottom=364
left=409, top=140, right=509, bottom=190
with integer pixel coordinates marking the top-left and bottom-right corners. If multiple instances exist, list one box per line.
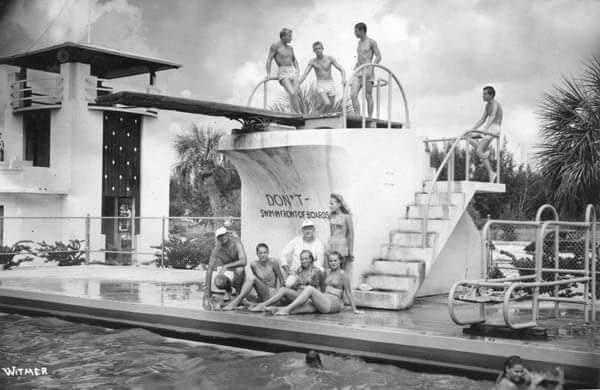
left=249, top=249, right=322, bottom=312
left=223, top=243, right=284, bottom=311
left=272, top=251, right=363, bottom=315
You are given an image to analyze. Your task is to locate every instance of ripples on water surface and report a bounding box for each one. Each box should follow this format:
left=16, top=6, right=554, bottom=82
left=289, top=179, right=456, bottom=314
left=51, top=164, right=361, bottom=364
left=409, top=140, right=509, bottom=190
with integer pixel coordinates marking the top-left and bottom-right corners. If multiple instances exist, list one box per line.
left=0, top=313, right=493, bottom=389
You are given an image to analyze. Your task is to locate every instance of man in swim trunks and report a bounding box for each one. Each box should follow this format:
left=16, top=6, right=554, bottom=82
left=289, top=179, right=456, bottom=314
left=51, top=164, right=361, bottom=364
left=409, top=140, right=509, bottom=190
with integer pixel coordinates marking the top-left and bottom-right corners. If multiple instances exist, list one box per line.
left=222, top=243, right=285, bottom=310
left=266, top=28, right=301, bottom=113
left=350, top=22, right=381, bottom=118
left=469, top=85, right=503, bottom=183
left=205, top=227, right=247, bottom=301
left=297, top=41, right=346, bottom=114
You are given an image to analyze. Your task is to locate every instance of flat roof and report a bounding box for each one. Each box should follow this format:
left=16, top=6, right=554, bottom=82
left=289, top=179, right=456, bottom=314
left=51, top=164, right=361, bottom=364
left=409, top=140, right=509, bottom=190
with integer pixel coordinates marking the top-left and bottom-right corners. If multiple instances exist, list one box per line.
left=0, top=42, right=181, bottom=79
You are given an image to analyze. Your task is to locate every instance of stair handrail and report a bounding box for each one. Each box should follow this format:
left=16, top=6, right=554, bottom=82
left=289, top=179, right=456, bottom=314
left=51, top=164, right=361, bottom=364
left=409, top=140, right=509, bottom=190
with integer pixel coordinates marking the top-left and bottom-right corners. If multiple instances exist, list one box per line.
left=421, top=129, right=500, bottom=248
left=341, top=63, right=410, bottom=129
left=246, top=76, right=279, bottom=109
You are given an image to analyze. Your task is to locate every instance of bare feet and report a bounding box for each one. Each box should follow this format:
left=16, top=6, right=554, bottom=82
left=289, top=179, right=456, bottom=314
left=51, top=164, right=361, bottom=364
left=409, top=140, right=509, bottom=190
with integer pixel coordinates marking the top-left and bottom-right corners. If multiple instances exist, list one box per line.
left=489, top=172, right=497, bottom=183
left=273, top=307, right=290, bottom=316
left=248, top=303, right=266, bottom=312
left=222, top=303, right=237, bottom=311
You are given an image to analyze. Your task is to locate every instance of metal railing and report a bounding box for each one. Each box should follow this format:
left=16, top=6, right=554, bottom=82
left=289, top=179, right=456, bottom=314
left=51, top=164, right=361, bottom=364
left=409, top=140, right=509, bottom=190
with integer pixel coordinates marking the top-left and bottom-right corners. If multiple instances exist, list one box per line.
left=342, top=63, right=410, bottom=129
left=448, top=204, right=597, bottom=329
left=85, top=76, right=160, bottom=104
left=0, top=215, right=240, bottom=269
left=9, top=76, right=64, bottom=112
left=246, top=64, right=410, bottom=129
left=420, top=130, right=501, bottom=247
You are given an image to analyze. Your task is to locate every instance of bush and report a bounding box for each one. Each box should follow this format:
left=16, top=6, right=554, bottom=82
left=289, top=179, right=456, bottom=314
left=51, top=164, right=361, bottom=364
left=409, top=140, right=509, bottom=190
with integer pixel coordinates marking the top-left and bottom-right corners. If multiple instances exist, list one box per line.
left=37, top=240, right=86, bottom=266
left=152, top=233, right=215, bottom=269
left=0, top=241, right=34, bottom=270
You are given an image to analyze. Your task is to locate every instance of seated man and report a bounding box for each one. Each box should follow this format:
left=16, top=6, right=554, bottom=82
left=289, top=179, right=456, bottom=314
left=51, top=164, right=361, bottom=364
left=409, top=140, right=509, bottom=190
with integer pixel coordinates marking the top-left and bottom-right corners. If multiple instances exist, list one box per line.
left=222, top=243, right=285, bottom=311
left=205, top=227, right=247, bottom=301
left=249, top=249, right=323, bottom=312
left=280, top=219, right=325, bottom=277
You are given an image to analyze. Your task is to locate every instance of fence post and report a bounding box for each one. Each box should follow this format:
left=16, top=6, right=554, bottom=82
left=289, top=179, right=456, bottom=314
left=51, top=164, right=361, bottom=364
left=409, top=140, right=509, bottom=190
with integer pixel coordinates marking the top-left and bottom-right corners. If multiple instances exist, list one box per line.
left=85, top=214, right=91, bottom=265
left=161, top=216, right=166, bottom=268
left=131, top=207, right=137, bottom=266
left=553, top=225, right=560, bottom=318
left=465, top=136, right=470, bottom=182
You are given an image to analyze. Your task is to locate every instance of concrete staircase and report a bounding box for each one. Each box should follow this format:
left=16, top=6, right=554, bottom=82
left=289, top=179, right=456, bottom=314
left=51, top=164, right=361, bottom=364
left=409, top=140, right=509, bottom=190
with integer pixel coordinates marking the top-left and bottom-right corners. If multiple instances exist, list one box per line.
left=354, top=167, right=504, bottom=310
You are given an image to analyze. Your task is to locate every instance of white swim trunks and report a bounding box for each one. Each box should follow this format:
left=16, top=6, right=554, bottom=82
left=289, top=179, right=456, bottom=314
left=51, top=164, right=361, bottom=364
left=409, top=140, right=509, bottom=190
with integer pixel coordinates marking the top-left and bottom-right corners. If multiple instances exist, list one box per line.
left=316, top=79, right=336, bottom=96
left=278, top=66, right=299, bottom=82
left=488, top=123, right=501, bottom=136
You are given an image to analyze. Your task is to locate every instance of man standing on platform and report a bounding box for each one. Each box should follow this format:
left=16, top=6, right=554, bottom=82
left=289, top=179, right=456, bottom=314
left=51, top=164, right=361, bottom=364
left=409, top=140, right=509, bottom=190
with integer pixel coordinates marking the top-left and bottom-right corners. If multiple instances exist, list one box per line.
left=266, top=28, right=301, bottom=113
left=297, top=41, right=346, bottom=114
left=469, top=85, right=503, bottom=183
left=205, top=227, right=247, bottom=301
left=280, top=220, right=325, bottom=276
left=350, top=22, right=382, bottom=118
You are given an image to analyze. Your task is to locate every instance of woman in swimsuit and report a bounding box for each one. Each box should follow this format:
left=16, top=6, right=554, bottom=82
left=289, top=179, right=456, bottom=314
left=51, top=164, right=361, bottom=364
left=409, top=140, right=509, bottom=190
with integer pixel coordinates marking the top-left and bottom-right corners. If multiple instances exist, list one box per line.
left=273, top=251, right=363, bottom=315
left=249, top=250, right=322, bottom=312
left=326, top=194, right=354, bottom=273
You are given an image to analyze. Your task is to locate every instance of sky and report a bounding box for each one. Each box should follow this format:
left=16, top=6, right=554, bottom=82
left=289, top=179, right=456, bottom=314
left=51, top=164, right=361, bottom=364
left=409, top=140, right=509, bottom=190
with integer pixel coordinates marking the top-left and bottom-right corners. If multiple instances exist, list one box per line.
left=1, top=0, right=600, bottom=164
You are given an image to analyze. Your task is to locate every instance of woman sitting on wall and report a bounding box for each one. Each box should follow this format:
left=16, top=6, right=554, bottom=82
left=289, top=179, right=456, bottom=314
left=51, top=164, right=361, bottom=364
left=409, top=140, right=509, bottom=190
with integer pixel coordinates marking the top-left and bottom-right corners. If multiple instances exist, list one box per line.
left=272, top=251, right=363, bottom=315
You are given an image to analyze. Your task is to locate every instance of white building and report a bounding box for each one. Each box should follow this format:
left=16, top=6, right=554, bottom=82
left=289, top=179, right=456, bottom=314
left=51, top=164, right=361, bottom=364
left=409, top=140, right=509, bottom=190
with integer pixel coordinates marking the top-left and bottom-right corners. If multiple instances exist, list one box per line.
left=0, top=42, right=179, bottom=264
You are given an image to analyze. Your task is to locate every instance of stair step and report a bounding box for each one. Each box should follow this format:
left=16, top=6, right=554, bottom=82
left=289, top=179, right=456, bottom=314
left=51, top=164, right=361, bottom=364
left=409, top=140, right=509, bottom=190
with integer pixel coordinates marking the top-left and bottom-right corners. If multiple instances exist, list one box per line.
left=407, top=204, right=456, bottom=219
left=389, top=230, right=436, bottom=247
left=353, top=290, right=413, bottom=310
left=370, top=260, right=425, bottom=279
left=381, top=245, right=432, bottom=261
left=397, top=218, right=448, bottom=232
left=365, top=274, right=418, bottom=291
left=423, top=180, right=463, bottom=193
left=414, top=191, right=465, bottom=206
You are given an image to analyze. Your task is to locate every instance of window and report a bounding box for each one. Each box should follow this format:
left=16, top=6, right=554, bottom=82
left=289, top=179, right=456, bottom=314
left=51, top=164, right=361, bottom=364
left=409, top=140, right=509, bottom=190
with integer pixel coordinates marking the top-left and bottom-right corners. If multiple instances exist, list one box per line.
left=23, top=110, right=51, bottom=167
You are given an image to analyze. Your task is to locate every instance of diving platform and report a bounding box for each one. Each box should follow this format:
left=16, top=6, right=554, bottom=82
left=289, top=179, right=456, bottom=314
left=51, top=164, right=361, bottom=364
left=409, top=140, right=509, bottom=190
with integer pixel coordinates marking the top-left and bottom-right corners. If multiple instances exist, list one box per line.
left=0, top=277, right=597, bottom=388
left=95, top=91, right=404, bottom=130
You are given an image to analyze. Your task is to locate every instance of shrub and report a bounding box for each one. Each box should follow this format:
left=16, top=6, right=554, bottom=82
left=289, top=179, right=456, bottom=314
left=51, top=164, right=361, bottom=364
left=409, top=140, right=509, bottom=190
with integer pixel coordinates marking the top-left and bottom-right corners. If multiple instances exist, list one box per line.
left=37, top=240, right=86, bottom=266
left=0, top=241, right=34, bottom=270
left=152, top=233, right=215, bottom=269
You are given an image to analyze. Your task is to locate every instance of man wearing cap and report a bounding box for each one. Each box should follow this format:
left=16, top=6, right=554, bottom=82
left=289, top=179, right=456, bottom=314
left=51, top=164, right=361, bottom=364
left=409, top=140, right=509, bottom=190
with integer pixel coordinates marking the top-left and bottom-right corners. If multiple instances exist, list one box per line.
left=280, top=220, right=325, bottom=275
left=205, top=227, right=247, bottom=300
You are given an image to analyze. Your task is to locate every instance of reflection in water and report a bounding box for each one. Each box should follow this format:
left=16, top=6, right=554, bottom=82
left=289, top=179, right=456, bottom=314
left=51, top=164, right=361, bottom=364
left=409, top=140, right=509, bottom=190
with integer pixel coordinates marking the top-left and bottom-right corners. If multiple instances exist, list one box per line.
left=0, top=314, right=492, bottom=389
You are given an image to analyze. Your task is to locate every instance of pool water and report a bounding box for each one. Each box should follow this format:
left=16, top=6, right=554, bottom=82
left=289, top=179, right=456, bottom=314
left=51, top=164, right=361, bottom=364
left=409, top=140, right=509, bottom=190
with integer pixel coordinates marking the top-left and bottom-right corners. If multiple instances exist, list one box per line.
left=0, top=313, right=493, bottom=389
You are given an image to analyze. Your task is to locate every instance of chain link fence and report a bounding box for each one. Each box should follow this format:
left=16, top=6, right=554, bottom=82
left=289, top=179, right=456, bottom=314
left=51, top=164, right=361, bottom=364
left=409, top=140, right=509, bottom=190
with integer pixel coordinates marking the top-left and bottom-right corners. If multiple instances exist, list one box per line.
left=486, top=221, right=599, bottom=300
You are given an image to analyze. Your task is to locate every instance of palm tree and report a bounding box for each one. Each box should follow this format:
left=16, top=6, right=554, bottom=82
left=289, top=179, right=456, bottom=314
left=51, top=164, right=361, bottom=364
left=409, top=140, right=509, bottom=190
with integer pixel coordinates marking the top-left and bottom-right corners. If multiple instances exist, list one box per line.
left=536, top=57, right=600, bottom=217
left=270, top=83, right=351, bottom=115
left=172, top=124, right=240, bottom=216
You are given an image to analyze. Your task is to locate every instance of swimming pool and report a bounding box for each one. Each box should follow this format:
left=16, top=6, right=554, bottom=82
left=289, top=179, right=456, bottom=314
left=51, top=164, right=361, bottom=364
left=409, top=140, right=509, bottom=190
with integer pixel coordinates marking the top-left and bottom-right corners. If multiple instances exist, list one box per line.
left=0, top=313, right=493, bottom=389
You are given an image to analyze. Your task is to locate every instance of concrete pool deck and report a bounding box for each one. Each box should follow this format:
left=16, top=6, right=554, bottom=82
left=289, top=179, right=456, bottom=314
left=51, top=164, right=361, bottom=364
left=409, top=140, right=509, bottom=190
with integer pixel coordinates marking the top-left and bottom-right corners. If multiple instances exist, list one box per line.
left=0, top=265, right=598, bottom=388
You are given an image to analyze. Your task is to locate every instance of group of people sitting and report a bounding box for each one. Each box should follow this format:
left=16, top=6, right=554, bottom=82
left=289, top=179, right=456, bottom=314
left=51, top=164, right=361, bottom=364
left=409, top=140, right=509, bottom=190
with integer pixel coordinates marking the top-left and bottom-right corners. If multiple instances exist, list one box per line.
left=204, top=194, right=362, bottom=315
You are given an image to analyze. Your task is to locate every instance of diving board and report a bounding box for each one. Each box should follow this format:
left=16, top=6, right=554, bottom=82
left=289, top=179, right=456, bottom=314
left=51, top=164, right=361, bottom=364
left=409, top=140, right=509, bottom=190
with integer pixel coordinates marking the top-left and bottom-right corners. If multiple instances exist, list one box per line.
left=95, top=91, right=305, bottom=130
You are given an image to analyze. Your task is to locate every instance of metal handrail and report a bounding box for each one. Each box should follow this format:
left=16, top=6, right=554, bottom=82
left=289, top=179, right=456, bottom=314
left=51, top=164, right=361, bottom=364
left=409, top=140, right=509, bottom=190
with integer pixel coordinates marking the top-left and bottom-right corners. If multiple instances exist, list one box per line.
left=246, top=76, right=279, bottom=109
left=421, top=129, right=500, bottom=247
left=341, top=63, right=410, bottom=129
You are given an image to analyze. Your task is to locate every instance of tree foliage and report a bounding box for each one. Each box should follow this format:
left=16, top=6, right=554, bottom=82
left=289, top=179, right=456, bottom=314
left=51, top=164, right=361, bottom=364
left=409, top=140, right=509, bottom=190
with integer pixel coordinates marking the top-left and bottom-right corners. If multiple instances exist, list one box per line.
left=171, top=124, right=241, bottom=217
left=536, top=57, right=600, bottom=218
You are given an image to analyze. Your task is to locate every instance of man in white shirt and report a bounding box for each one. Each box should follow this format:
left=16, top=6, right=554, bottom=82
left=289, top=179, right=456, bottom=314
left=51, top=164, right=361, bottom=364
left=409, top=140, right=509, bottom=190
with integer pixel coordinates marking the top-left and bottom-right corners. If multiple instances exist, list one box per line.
left=280, top=220, right=325, bottom=275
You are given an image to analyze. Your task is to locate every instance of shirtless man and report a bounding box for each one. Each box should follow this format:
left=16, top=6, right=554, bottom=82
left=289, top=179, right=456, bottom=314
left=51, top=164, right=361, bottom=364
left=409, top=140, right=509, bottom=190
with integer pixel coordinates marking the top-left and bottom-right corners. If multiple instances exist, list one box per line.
left=266, top=28, right=301, bottom=113
left=469, top=86, right=503, bottom=183
left=205, top=227, right=247, bottom=301
left=350, top=22, right=381, bottom=117
left=297, top=41, right=346, bottom=114
left=222, top=243, right=285, bottom=310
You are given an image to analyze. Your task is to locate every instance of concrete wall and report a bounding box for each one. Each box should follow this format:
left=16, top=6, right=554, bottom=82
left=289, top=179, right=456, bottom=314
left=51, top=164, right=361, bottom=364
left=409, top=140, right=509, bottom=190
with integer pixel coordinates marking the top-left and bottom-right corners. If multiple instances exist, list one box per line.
left=220, top=128, right=428, bottom=286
